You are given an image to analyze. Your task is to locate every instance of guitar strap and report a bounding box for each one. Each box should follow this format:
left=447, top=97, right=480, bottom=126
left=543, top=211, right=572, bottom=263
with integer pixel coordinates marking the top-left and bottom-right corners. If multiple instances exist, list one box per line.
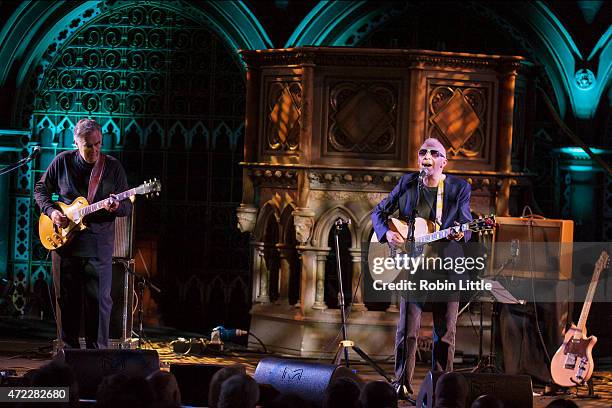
left=434, top=175, right=445, bottom=231
left=87, top=153, right=106, bottom=203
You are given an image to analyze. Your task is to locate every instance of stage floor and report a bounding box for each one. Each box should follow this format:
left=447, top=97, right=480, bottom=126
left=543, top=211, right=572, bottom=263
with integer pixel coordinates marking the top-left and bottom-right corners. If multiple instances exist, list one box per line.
left=0, top=318, right=610, bottom=407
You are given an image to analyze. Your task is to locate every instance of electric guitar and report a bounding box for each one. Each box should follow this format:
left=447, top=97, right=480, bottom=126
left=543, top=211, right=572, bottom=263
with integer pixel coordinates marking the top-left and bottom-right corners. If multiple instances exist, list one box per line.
left=550, top=250, right=609, bottom=387
left=39, top=179, right=161, bottom=250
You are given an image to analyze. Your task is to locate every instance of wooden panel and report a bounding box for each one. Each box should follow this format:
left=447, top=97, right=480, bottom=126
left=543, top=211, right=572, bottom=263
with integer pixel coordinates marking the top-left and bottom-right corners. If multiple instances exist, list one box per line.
left=425, top=75, right=497, bottom=171
left=259, top=73, right=302, bottom=159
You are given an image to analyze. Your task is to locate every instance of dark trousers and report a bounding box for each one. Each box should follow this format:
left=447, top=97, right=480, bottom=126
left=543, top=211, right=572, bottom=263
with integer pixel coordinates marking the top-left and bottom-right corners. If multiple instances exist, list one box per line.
left=52, top=254, right=113, bottom=349
left=395, top=299, right=459, bottom=393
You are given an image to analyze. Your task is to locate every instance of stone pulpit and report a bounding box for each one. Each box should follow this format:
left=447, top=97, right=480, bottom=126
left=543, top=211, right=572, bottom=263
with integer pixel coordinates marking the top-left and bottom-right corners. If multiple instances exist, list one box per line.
left=236, top=47, right=529, bottom=358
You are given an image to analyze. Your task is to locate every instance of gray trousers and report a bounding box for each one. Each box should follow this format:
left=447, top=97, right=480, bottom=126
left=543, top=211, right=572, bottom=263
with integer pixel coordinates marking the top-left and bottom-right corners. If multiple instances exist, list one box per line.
left=395, top=299, right=459, bottom=393
left=52, top=253, right=113, bottom=349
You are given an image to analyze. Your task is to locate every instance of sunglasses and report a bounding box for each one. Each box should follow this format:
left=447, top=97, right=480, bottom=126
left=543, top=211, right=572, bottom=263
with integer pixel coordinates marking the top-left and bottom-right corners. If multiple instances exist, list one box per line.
left=418, top=148, right=445, bottom=158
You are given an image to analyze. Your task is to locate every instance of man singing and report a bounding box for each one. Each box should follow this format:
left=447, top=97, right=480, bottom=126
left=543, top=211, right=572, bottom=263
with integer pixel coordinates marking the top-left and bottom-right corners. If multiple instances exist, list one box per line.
left=35, top=118, right=131, bottom=349
left=371, top=137, right=472, bottom=399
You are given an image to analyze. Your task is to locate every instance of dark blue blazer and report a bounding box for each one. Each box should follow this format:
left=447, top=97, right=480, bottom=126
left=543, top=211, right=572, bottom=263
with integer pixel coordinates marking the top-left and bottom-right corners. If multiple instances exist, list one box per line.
left=372, top=172, right=472, bottom=244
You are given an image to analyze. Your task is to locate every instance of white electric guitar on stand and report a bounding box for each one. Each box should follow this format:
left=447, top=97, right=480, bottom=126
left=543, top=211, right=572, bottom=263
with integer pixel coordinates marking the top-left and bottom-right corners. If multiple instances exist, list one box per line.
left=550, top=250, right=609, bottom=387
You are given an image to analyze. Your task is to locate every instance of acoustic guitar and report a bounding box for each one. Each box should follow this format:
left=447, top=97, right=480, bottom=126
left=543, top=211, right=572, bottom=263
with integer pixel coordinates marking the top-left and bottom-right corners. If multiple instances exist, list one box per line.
left=550, top=250, right=609, bottom=387
left=39, top=179, right=161, bottom=250
left=370, top=215, right=495, bottom=256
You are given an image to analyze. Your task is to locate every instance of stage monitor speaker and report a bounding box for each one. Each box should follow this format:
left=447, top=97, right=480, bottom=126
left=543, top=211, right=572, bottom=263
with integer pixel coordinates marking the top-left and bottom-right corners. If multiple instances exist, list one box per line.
left=57, top=349, right=159, bottom=399
left=254, top=358, right=360, bottom=408
left=170, top=363, right=225, bottom=407
left=490, top=216, right=574, bottom=280
left=109, top=259, right=135, bottom=344
left=416, top=371, right=533, bottom=408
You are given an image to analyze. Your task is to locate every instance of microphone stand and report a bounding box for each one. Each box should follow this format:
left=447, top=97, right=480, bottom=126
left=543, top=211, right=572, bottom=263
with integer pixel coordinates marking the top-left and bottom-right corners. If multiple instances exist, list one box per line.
left=332, top=218, right=392, bottom=382
left=0, top=147, right=40, bottom=176
left=396, top=172, right=424, bottom=402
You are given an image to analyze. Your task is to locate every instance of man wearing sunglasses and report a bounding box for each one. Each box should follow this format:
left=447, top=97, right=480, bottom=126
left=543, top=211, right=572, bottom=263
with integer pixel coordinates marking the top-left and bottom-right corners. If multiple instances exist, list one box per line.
left=371, top=137, right=472, bottom=401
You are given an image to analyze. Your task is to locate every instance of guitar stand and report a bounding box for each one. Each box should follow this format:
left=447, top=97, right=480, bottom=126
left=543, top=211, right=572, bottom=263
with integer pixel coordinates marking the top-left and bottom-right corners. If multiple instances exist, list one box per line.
left=571, top=377, right=600, bottom=400
left=330, top=219, right=392, bottom=383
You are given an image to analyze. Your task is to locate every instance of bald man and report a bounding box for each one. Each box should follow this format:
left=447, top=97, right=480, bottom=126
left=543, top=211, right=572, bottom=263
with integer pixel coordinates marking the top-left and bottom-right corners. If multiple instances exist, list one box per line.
left=371, top=137, right=472, bottom=398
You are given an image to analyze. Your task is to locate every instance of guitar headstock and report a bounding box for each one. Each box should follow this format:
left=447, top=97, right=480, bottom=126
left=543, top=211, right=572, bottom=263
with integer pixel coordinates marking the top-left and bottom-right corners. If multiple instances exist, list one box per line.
left=136, top=178, right=162, bottom=198
left=595, top=251, right=610, bottom=274
left=468, top=214, right=496, bottom=234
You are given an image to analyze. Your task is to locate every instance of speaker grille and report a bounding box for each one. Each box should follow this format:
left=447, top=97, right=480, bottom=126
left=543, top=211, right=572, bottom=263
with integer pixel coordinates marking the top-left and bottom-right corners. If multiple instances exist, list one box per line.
left=113, top=211, right=133, bottom=259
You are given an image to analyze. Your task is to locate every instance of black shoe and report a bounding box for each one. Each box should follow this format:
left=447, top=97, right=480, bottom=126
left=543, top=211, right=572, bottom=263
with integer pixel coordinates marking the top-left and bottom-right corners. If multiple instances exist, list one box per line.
left=392, top=381, right=415, bottom=405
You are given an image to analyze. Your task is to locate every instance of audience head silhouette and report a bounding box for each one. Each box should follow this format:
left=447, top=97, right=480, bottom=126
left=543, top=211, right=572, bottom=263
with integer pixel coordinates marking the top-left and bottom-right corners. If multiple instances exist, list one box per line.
left=147, top=370, right=181, bottom=405
left=96, top=372, right=154, bottom=408
left=31, top=361, right=79, bottom=407
left=217, top=374, right=260, bottom=408
left=359, top=380, right=398, bottom=408
left=208, top=365, right=247, bottom=408
left=323, top=376, right=361, bottom=408
left=434, top=372, right=469, bottom=408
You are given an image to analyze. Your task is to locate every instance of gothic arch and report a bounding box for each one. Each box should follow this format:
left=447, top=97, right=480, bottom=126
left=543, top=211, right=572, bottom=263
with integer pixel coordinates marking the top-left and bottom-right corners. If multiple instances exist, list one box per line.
left=312, top=206, right=359, bottom=248
left=0, top=0, right=272, bottom=90
left=358, top=210, right=376, bottom=244
left=253, top=199, right=281, bottom=243
left=279, top=201, right=298, bottom=245
left=287, top=1, right=610, bottom=119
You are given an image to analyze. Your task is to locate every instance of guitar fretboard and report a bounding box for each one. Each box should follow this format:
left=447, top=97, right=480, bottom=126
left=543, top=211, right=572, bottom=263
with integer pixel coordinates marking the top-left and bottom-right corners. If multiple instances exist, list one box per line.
left=415, top=223, right=469, bottom=244
left=78, top=188, right=138, bottom=217
left=577, top=253, right=607, bottom=332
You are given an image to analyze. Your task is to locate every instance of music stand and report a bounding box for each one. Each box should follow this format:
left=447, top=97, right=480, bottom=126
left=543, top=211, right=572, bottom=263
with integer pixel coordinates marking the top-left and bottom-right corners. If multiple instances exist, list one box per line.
left=459, top=276, right=523, bottom=373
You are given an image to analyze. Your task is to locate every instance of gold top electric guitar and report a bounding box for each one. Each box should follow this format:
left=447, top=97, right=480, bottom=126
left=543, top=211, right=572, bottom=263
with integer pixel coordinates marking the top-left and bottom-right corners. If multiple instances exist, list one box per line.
left=39, top=179, right=161, bottom=250
left=550, top=250, right=609, bottom=387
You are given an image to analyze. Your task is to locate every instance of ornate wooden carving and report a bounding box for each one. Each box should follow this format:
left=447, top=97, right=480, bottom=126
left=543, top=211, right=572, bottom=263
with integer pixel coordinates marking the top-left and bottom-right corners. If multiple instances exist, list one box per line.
left=426, top=82, right=492, bottom=164
left=327, top=81, right=397, bottom=155
left=263, top=78, right=302, bottom=154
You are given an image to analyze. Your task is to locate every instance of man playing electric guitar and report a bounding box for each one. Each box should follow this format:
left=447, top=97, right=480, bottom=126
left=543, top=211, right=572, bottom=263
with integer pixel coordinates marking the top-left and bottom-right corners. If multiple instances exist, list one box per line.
left=371, top=137, right=472, bottom=400
left=34, top=118, right=131, bottom=349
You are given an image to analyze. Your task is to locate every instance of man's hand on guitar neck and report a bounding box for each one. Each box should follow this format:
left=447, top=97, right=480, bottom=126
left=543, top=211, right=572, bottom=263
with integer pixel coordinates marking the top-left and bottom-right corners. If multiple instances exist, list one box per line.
left=385, top=230, right=405, bottom=247
left=51, top=210, right=69, bottom=228
left=102, top=194, right=120, bottom=212
left=446, top=221, right=464, bottom=241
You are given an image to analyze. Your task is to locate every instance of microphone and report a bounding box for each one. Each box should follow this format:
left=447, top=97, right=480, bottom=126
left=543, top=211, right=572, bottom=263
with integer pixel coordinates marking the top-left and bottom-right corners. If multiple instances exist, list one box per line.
left=0, top=146, right=41, bottom=176
left=418, top=168, right=428, bottom=187
left=510, top=239, right=520, bottom=259
left=211, top=326, right=248, bottom=343
left=334, top=217, right=351, bottom=226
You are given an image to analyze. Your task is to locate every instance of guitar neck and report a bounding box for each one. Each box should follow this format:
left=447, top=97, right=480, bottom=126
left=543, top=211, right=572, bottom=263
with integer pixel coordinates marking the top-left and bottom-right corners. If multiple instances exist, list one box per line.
left=577, top=263, right=605, bottom=331
left=415, top=223, right=469, bottom=244
left=79, top=188, right=137, bottom=217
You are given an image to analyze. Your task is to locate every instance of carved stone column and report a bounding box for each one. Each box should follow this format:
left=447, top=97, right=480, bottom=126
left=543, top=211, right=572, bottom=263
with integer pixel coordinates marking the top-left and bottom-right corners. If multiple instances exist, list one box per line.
left=297, top=246, right=316, bottom=312
left=251, top=243, right=262, bottom=302
left=313, top=251, right=329, bottom=310
left=277, top=245, right=292, bottom=306
left=256, top=246, right=270, bottom=304
left=349, top=248, right=367, bottom=311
